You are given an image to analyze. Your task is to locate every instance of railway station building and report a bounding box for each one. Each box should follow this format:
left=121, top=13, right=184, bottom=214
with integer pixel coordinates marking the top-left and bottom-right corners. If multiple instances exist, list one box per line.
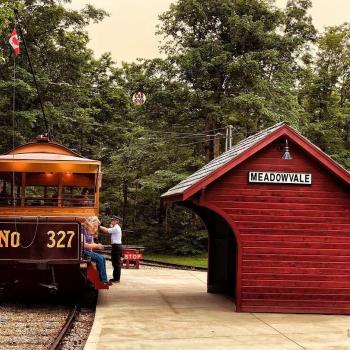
left=161, top=122, right=350, bottom=315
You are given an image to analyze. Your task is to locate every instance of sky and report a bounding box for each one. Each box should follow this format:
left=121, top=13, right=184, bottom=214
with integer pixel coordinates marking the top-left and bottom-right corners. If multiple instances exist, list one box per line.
left=69, top=0, right=350, bottom=64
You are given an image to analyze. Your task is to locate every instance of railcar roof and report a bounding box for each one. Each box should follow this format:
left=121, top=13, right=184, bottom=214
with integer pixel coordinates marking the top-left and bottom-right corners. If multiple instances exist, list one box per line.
left=1, top=136, right=99, bottom=165
left=161, top=122, right=350, bottom=202
left=0, top=137, right=100, bottom=172
left=0, top=153, right=99, bottom=163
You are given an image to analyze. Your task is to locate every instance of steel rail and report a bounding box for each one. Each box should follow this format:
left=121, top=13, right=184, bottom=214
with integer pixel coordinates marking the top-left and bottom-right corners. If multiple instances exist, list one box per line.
left=102, top=250, right=207, bottom=272
left=49, top=305, right=79, bottom=350
left=141, top=259, right=207, bottom=271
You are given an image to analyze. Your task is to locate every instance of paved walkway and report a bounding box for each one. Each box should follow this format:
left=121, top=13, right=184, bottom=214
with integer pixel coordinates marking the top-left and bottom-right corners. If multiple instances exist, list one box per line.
left=84, top=263, right=350, bottom=350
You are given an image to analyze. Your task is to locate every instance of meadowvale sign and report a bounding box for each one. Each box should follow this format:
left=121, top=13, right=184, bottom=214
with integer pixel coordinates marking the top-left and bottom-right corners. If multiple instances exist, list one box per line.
left=249, top=171, right=312, bottom=185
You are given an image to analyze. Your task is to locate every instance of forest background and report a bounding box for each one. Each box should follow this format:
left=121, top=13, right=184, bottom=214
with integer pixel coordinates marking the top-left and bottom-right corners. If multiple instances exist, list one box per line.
left=0, top=0, right=349, bottom=255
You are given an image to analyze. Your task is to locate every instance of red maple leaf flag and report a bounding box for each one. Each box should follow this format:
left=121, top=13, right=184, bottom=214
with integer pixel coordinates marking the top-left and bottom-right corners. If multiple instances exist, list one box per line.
left=9, top=28, right=20, bottom=56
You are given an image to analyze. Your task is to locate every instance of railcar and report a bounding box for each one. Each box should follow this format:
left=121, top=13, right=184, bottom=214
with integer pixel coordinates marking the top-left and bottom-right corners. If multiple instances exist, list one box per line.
left=0, top=134, right=107, bottom=294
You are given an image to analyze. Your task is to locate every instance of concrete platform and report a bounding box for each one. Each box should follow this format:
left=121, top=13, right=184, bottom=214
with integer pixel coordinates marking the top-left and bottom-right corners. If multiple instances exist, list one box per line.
left=84, top=263, right=350, bottom=350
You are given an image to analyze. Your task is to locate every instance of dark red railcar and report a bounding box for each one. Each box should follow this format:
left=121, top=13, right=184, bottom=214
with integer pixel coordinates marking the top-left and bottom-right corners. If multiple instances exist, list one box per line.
left=0, top=135, right=107, bottom=292
left=162, top=122, right=350, bottom=315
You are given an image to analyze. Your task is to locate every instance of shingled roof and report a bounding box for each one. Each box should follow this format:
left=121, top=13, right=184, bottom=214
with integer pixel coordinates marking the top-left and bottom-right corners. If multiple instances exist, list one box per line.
left=161, top=122, right=350, bottom=202
left=162, top=122, right=286, bottom=199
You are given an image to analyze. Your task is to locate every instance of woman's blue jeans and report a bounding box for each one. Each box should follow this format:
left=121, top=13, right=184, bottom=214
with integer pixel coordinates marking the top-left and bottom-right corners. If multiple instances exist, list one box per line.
left=84, top=249, right=108, bottom=283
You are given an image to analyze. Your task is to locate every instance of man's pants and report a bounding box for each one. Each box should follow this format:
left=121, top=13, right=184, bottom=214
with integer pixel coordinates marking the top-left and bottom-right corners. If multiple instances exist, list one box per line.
left=111, top=244, right=122, bottom=281
left=84, top=249, right=108, bottom=283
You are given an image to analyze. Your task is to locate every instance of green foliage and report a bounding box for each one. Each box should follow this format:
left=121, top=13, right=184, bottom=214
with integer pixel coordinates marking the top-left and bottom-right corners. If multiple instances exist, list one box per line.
left=2, top=0, right=350, bottom=255
left=299, top=24, right=350, bottom=168
left=143, top=253, right=208, bottom=268
left=167, top=229, right=208, bottom=255
left=158, top=0, right=316, bottom=145
left=0, top=0, right=108, bottom=154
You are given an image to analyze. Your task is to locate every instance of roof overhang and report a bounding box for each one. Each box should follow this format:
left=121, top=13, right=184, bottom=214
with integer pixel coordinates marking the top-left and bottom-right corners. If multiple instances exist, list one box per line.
left=0, top=154, right=100, bottom=173
left=0, top=140, right=100, bottom=174
left=0, top=161, right=100, bottom=173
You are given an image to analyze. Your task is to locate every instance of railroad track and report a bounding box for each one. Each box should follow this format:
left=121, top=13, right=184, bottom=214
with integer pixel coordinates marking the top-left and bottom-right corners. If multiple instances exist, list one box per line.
left=0, top=290, right=97, bottom=350
left=141, top=259, right=207, bottom=271
left=0, top=303, right=76, bottom=350
left=102, top=250, right=207, bottom=272
left=50, top=305, right=78, bottom=350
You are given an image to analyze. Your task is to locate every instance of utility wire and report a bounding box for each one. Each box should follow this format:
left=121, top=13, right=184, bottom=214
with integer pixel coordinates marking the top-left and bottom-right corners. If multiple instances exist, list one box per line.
left=61, top=117, right=227, bottom=139
left=126, top=126, right=226, bottom=135
left=139, top=132, right=224, bottom=140
left=177, top=135, right=226, bottom=147
left=138, top=133, right=225, bottom=142
left=146, top=128, right=226, bottom=136
left=103, top=125, right=226, bottom=136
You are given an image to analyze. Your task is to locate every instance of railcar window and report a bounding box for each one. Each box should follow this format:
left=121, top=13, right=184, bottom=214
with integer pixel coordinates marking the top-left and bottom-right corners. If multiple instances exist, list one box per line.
left=25, top=186, right=58, bottom=206
left=0, top=174, right=21, bottom=206
left=62, top=187, right=95, bottom=207
left=23, top=172, right=59, bottom=207
left=0, top=180, right=10, bottom=206
left=0, top=172, right=96, bottom=207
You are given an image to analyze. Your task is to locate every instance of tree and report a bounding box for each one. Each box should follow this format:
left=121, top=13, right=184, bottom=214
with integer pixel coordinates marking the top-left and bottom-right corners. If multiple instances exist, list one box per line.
left=6, top=0, right=348, bottom=255
left=299, top=24, right=350, bottom=167
left=0, top=0, right=108, bottom=154
left=99, top=60, right=207, bottom=246
left=158, top=0, right=316, bottom=159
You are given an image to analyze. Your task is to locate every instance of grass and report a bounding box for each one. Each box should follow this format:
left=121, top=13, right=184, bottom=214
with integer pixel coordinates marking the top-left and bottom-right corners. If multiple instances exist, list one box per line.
left=143, top=253, right=208, bottom=269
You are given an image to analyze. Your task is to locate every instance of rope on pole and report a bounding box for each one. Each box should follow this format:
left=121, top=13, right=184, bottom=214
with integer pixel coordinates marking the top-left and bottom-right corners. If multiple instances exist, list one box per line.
left=13, top=8, right=51, bottom=140
left=12, top=54, right=16, bottom=209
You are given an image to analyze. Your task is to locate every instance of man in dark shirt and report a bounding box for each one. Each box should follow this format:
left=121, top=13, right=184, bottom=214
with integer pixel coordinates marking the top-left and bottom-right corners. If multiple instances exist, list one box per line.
left=99, top=216, right=122, bottom=283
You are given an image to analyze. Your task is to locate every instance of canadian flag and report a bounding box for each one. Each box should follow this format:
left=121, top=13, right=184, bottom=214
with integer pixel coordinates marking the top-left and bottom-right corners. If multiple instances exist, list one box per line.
left=9, top=28, right=20, bottom=56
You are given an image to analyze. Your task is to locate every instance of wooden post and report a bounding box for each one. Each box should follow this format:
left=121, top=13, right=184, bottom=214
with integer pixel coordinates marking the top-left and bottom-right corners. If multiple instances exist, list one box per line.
left=213, top=133, right=222, bottom=158
left=20, top=173, right=26, bottom=206
left=44, top=186, right=47, bottom=205
left=10, top=180, right=13, bottom=205
left=229, top=125, right=233, bottom=149
left=58, top=173, right=63, bottom=207
left=17, top=185, right=20, bottom=205
left=95, top=172, right=101, bottom=211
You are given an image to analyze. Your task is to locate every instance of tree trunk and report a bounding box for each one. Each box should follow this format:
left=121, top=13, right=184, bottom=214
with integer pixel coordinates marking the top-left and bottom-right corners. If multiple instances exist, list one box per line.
left=206, top=117, right=217, bottom=162
left=122, top=179, right=128, bottom=225
left=213, top=132, right=221, bottom=158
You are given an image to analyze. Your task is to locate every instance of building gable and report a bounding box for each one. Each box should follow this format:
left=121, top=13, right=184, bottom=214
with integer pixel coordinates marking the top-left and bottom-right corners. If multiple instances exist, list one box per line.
left=162, top=123, right=350, bottom=202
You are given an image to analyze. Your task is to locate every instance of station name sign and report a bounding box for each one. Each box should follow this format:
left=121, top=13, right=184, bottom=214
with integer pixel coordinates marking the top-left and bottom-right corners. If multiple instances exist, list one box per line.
left=248, top=171, right=312, bottom=185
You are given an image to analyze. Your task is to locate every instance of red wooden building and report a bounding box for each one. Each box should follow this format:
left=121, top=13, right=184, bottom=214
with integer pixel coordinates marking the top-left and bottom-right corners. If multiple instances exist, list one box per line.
left=162, top=122, right=350, bottom=314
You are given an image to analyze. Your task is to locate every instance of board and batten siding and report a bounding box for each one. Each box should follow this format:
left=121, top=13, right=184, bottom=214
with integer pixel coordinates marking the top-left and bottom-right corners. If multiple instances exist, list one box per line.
left=204, top=139, right=350, bottom=314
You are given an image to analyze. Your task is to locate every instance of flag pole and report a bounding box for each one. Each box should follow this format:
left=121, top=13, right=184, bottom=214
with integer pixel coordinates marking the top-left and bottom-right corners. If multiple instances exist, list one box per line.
left=13, top=8, right=51, bottom=140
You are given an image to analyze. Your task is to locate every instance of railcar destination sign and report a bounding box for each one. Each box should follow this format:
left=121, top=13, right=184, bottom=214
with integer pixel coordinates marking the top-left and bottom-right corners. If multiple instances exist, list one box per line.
left=248, top=171, right=312, bottom=185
